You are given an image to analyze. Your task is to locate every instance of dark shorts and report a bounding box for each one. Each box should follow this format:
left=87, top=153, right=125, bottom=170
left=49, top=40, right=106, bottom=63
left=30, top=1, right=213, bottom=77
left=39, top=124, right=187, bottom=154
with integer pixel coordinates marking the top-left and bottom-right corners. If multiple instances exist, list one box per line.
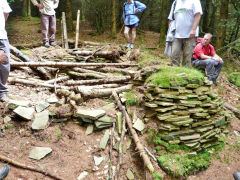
left=125, top=22, right=139, bottom=28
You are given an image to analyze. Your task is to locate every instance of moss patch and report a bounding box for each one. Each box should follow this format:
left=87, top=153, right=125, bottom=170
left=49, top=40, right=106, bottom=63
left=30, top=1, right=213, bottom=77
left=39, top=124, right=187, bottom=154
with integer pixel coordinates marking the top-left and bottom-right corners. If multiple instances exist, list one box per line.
left=146, top=66, right=204, bottom=88
left=228, top=72, right=240, bottom=87
left=125, top=90, right=142, bottom=106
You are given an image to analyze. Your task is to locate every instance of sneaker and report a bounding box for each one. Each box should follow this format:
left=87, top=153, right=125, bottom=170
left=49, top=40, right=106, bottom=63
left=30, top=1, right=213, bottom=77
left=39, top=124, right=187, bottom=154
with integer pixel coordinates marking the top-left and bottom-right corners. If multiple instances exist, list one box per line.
left=43, top=42, right=50, bottom=48
left=130, top=43, right=134, bottom=49
left=0, top=93, right=9, bottom=102
left=50, top=42, right=56, bottom=47
left=0, top=165, right=10, bottom=179
left=125, top=43, right=131, bottom=48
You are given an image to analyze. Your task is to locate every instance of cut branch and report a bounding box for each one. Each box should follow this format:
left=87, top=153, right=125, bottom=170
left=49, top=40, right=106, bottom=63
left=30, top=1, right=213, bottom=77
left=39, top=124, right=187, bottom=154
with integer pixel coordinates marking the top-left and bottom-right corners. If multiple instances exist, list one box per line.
left=66, top=71, right=105, bottom=79
left=77, top=84, right=132, bottom=97
left=10, top=62, right=138, bottom=68
left=99, top=67, right=138, bottom=76
left=112, top=91, right=155, bottom=173
left=65, top=76, right=131, bottom=86
left=0, top=154, right=63, bottom=180
left=224, top=102, right=240, bottom=119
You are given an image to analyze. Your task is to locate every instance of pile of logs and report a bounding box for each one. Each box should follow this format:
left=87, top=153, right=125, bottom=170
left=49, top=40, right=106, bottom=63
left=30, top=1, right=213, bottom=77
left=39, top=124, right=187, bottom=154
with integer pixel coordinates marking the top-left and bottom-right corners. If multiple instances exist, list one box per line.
left=9, top=42, right=140, bottom=103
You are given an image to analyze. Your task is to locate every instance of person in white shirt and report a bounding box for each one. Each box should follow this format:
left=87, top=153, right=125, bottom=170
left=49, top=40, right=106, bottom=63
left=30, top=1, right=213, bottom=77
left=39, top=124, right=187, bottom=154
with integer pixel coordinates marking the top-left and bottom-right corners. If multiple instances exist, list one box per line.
left=31, top=0, right=59, bottom=47
left=0, top=0, right=12, bottom=102
left=168, top=0, right=202, bottom=67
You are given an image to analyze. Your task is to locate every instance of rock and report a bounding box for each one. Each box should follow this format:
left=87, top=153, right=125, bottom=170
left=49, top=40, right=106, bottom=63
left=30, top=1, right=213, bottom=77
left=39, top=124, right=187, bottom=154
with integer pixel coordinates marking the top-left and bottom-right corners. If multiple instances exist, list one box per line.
left=3, top=116, right=11, bottom=123
left=158, top=94, right=177, bottom=99
left=95, top=115, right=113, bottom=129
left=159, top=123, right=180, bottom=131
left=180, top=134, right=200, bottom=141
left=102, top=103, right=115, bottom=111
left=188, top=108, right=204, bottom=114
left=198, top=95, right=208, bottom=101
left=185, top=142, right=200, bottom=148
left=116, top=112, right=122, bottom=134
left=133, top=119, right=145, bottom=131
left=214, top=116, right=225, bottom=127
left=126, top=169, right=134, bottom=180
left=193, top=113, right=210, bottom=118
left=29, top=147, right=52, bottom=160
left=35, top=101, right=50, bottom=113
left=85, top=125, right=94, bottom=135
left=172, top=111, right=190, bottom=116
left=157, top=114, right=176, bottom=121
left=180, top=100, right=202, bottom=106
left=32, top=110, right=49, bottom=130
left=186, top=84, right=200, bottom=89
left=194, top=86, right=210, bottom=94
left=76, top=109, right=106, bottom=120
left=172, top=119, right=193, bottom=126
left=195, top=126, right=214, bottom=133
left=144, top=103, right=158, bottom=108
left=8, top=99, right=31, bottom=110
left=13, top=106, right=35, bottom=120
left=155, top=106, right=177, bottom=113
left=46, top=97, right=58, bottom=104
left=94, top=156, right=104, bottom=166
left=165, top=116, right=190, bottom=122
left=99, top=130, right=110, bottom=149
left=178, top=88, right=193, bottom=94
left=192, top=120, right=212, bottom=127
left=154, top=101, right=175, bottom=106
left=77, top=171, right=89, bottom=180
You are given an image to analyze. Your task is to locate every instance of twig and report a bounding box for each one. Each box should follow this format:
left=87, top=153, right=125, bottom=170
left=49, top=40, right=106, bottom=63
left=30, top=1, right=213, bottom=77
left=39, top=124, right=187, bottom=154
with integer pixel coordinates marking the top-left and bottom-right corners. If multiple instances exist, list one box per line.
left=0, top=154, right=64, bottom=180
left=84, top=46, right=105, bottom=61
left=144, top=147, right=157, bottom=162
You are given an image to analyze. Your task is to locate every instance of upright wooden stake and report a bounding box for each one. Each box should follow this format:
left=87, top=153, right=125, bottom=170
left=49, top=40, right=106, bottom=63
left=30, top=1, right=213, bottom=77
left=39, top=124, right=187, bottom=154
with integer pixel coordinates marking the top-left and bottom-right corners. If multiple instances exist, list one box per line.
left=62, top=12, right=69, bottom=49
left=61, top=19, right=64, bottom=48
left=75, top=10, right=80, bottom=49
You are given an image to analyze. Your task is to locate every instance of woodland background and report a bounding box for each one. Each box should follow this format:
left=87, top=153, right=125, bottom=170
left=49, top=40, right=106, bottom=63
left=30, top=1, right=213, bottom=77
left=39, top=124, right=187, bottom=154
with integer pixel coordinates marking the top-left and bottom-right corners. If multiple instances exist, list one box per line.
left=7, top=0, right=240, bottom=51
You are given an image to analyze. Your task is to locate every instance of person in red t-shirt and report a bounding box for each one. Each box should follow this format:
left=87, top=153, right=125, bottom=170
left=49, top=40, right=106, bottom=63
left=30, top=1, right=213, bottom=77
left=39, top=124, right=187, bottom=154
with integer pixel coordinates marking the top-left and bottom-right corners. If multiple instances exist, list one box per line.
left=192, top=33, right=224, bottom=85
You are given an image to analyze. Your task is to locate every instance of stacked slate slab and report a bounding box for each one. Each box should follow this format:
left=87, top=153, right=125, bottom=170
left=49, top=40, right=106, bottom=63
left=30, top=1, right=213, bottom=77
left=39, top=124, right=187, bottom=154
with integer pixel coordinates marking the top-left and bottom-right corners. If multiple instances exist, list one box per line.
left=144, top=78, right=231, bottom=151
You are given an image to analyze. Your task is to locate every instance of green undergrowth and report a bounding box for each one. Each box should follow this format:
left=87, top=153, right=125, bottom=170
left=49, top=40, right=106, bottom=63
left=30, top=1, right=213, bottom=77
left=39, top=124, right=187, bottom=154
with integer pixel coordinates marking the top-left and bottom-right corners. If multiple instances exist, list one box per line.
left=125, top=89, right=142, bottom=106
left=153, top=135, right=226, bottom=178
left=228, top=72, right=240, bottom=87
left=146, top=66, right=205, bottom=88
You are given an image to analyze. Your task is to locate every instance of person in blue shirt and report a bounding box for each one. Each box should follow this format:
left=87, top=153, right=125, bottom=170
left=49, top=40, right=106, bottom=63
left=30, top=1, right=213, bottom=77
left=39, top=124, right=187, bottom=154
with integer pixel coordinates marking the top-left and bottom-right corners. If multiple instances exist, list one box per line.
left=123, top=0, right=146, bottom=49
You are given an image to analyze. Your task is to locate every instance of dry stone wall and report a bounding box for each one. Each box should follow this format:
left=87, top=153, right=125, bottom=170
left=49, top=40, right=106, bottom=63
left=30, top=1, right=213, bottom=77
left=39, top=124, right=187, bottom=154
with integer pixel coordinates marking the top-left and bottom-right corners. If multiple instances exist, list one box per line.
left=144, top=78, right=231, bottom=151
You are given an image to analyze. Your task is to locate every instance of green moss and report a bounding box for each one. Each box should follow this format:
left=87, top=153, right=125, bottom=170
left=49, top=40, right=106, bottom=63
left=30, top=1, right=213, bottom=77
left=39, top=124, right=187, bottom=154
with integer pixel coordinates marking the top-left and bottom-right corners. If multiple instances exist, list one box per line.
left=152, top=172, right=163, bottom=180
left=146, top=66, right=204, bottom=88
left=157, top=151, right=211, bottom=177
left=125, top=90, right=141, bottom=106
left=228, top=72, right=240, bottom=87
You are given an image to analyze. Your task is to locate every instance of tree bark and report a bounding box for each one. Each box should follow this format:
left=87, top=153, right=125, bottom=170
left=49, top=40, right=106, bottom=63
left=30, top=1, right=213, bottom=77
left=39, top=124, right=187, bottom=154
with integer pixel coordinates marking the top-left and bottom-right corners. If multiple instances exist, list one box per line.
left=45, top=76, right=70, bottom=84
left=65, top=76, right=131, bottom=85
left=66, top=70, right=105, bottom=79
left=65, top=0, right=73, bottom=31
left=99, top=67, right=138, bottom=76
left=75, top=10, right=80, bottom=49
left=10, top=62, right=138, bottom=68
left=215, top=0, right=229, bottom=49
left=202, top=0, right=210, bottom=33
left=112, top=91, right=155, bottom=174
left=56, top=89, right=83, bottom=103
left=224, top=102, right=240, bottom=119
left=111, top=0, right=117, bottom=38
left=77, top=84, right=132, bottom=97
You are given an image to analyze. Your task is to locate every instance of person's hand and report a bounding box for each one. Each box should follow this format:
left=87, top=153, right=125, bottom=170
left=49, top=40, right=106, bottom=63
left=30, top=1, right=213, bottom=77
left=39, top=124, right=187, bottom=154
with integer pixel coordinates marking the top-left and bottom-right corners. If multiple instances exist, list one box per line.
left=0, top=50, right=7, bottom=64
left=135, top=8, right=138, bottom=14
left=36, top=4, right=44, bottom=9
left=189, top=29, right=196, bottom=39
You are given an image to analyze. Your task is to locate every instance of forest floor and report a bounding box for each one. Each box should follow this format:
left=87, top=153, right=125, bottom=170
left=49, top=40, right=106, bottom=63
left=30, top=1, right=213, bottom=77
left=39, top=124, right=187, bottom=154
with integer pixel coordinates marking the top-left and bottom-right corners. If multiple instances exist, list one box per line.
left=0, top=16, right=239, bottom=180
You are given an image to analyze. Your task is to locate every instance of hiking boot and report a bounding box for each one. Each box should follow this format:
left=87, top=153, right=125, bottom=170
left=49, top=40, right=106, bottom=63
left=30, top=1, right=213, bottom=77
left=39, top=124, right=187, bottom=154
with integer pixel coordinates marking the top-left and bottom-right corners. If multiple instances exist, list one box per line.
left=233, top=172, right=240, bottom=180
left=0, top=93, right=9, bottom=102
left=50, top=42, right=56, bottom=47
left=212, top=79, right=217, bottom=86
left=0, top=165, right=10, bottom=180
left=125, top=43, right=131, bottom=48
left=43, top=42, right=50, bottom=48
left=130, top=43, right=134, bottom=49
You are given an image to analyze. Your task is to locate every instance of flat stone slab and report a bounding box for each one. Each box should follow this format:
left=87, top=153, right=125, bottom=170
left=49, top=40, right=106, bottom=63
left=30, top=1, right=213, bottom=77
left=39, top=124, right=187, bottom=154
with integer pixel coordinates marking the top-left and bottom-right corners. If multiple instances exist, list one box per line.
left=93, top=156, right=104, bottom=166
left=180, top=134, right=200, bottom=141
left=46, top=97, right=58, bottom=104
left=13, top=106, right=35, bottom=120
left=85, top=125, right=94, bottom=135
left=102, top=103, right=115, bottom=111
left=36, top=101, right=50, bottom=113
left=133, top=119, right=145, bottom=131
left=3, top=116, right=11, bottom=123
left=76, top=109, right=106, bottom=120
left=8, top=99, right=31, bottom=110
left=29, top=147, right=52, bottom=160
left=32, top=110, right=49, bottom=130
left=78, top=171, right=89, bottom=180
left=99, top=130, right=110, bottom=149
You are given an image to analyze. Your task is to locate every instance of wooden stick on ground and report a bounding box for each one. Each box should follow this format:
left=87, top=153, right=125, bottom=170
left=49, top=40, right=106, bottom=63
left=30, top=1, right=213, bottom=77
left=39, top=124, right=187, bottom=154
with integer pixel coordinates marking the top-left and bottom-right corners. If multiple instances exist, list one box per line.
left=0, top=154, right=64, bottom=180
left=10, top=62, right=138, bottom=68
left=112, top=91, right=155, bottom=174
left=224, top=102, right=240, bottom=119
left=116, top=113, right=126, bottom=180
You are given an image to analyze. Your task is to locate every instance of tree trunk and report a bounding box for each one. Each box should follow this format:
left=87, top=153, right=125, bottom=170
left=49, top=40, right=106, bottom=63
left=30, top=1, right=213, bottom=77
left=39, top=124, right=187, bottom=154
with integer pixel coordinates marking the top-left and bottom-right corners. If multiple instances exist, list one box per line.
left=215, top=0, right=229, bottom=49
left=208, top=1, right=217, bottom=39
left=202, top=0, right=210, bottom=34
left=111, top=0, right=117, bottom=38
left=159, top=0, right=168, bottom=44
left=22, top=0, right=28, bottom=17
left=65, top=0, right=73, bottom=31
left=27, top=0, right=31, bottom=17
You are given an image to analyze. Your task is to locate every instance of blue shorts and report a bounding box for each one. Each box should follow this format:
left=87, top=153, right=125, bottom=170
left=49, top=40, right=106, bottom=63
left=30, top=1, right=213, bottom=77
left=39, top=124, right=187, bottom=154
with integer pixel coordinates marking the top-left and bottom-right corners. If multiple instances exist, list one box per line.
left=125, top=22, right=139, bottom=28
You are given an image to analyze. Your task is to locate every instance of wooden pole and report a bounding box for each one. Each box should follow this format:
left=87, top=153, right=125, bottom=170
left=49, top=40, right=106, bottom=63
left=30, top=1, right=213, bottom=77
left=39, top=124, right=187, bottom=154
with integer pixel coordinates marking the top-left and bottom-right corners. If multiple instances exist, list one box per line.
left=112, top=91, right=155, bottom=174
left=10, top=62, right=138, bottom=68
left=62, top=12, right=69, bottom=49
left=75, top=10, right=80, bottom=49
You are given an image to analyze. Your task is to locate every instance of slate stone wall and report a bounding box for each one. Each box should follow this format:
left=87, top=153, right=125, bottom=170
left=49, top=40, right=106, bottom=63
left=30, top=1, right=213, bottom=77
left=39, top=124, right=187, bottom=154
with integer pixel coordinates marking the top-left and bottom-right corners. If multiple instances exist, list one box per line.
left=144, top=78, right=231, bottom=151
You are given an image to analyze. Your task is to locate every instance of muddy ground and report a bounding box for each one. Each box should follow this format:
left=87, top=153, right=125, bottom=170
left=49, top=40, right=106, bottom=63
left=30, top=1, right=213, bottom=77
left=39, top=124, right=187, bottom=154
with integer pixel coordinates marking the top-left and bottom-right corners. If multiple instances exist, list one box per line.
left=0, top=17, right=239, bottom=180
